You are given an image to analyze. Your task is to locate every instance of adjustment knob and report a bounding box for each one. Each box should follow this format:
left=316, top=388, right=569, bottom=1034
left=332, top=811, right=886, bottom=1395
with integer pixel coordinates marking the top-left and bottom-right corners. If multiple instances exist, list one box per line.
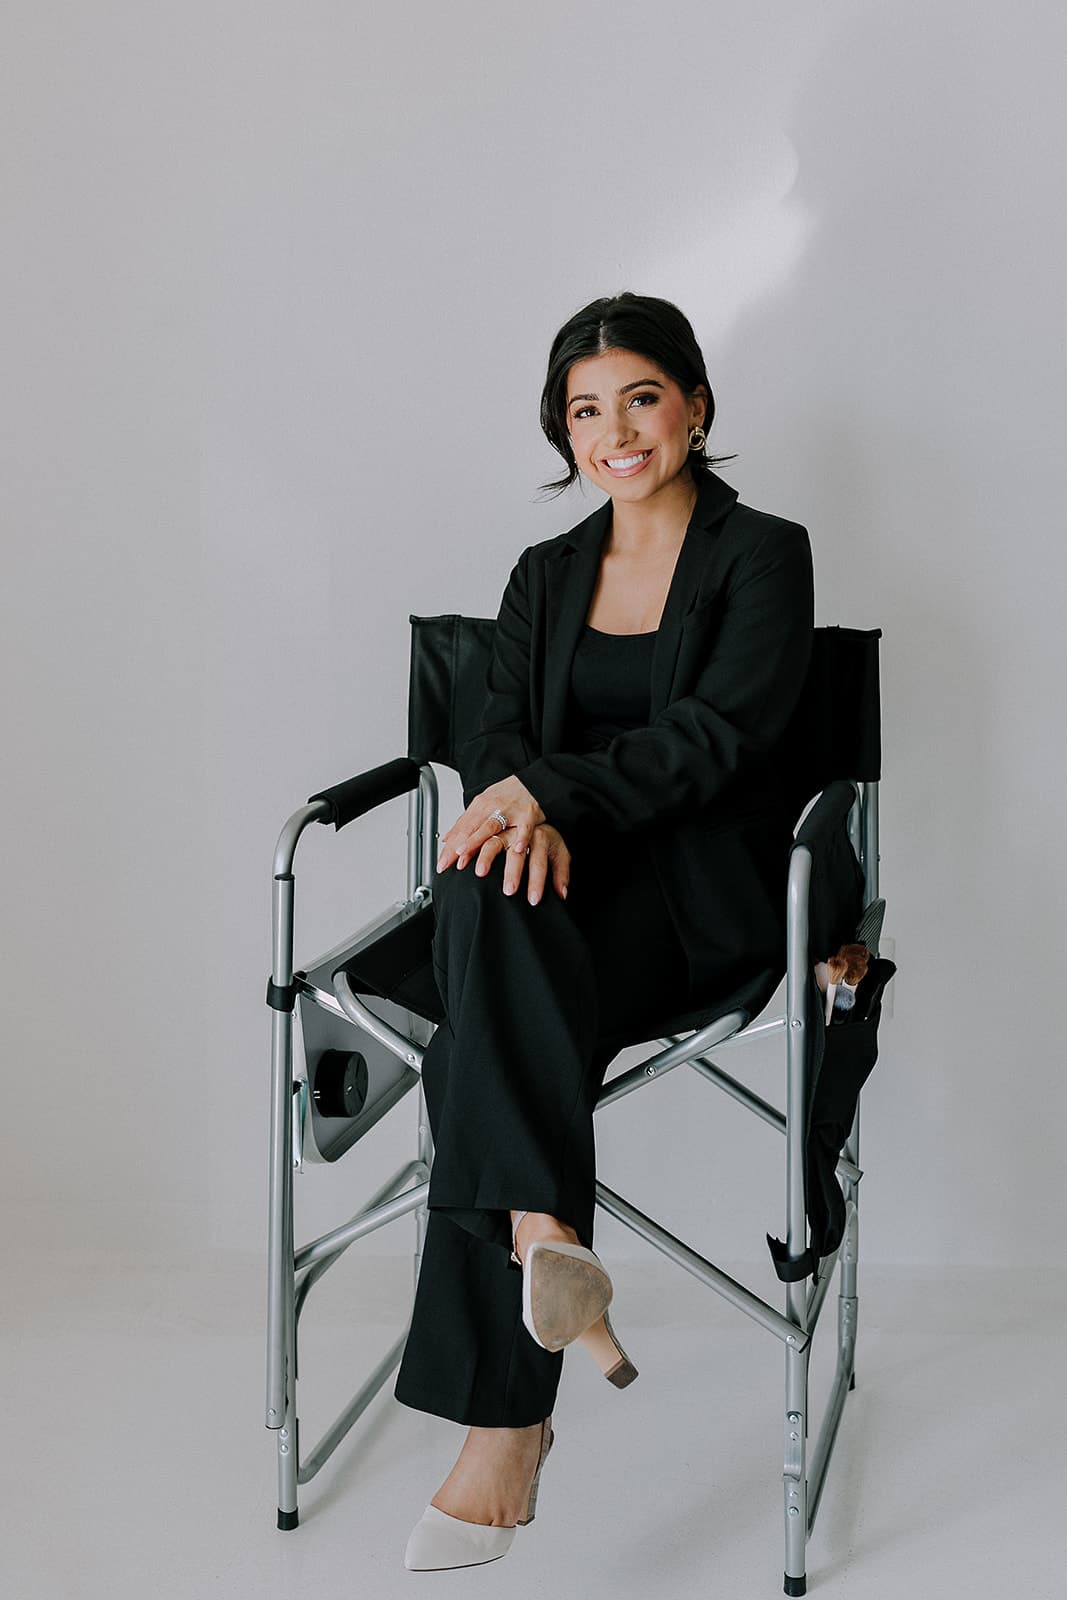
left=313, top=1050, right=369, bottom=1119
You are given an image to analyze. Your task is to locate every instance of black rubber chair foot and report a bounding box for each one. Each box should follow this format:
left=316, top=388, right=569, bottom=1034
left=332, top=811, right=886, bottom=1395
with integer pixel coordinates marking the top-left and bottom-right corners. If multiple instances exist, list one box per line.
left=784, top=1575, right=807, bottom=1596
left=277, top=1507, right=299, bottom=1531
left=849, top=1370, right=856, bottom=1391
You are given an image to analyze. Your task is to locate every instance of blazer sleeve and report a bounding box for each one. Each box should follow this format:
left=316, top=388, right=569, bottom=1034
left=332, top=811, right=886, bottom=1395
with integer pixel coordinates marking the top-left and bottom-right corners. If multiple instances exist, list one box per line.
left=459, top=546, right=539, bottom=806
left=514, top=522, right=814, bottom=834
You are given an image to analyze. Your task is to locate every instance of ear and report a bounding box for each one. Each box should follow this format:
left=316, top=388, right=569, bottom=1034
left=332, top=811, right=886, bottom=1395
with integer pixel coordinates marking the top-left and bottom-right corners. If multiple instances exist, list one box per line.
left=689, top=384, right=709, bottom=430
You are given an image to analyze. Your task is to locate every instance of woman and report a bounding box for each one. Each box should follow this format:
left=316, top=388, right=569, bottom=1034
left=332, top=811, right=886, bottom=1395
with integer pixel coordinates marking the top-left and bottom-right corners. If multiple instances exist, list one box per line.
left=395, top=291, right=814, bottom=1570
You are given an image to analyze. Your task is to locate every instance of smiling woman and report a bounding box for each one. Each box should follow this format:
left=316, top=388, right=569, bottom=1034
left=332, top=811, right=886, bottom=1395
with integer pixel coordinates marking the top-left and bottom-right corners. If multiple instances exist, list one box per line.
left=395, top=290, right=814, bottom=1572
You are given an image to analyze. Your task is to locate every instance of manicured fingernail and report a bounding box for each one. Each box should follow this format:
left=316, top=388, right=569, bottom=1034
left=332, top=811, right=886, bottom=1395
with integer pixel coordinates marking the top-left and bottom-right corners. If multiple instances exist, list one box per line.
left=529, top=891, right=540, bottom=905
left=560, top=884, right=568, bottom=899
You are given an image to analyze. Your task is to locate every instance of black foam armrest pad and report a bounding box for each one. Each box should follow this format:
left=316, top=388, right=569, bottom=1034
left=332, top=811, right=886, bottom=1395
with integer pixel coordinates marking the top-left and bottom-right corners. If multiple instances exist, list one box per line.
left=308, top=757, right=421, bottom=830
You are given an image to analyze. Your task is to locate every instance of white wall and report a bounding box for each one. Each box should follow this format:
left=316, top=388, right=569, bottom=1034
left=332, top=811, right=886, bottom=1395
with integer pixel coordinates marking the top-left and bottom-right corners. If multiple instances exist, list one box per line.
left=4, top=0, right=1065, bottom=1269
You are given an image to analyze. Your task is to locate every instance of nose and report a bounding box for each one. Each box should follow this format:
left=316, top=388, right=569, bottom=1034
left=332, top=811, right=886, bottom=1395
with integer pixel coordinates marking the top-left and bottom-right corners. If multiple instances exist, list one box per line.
left=610, top=415, right=636, bottom=448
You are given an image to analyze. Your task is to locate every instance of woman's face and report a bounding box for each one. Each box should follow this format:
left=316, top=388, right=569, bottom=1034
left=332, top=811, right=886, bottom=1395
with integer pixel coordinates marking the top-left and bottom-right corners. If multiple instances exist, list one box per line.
left=564, top=347, right=707, bottom=501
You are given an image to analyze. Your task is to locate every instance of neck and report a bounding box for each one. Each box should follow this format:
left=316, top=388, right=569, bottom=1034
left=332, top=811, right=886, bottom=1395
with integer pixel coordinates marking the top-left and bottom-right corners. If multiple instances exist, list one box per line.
left=606, top=473, right=699, bottom=558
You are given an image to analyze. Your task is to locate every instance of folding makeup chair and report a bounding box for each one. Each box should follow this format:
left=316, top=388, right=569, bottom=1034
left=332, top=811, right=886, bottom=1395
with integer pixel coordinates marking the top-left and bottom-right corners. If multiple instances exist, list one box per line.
left=264, top=616, right=893, bottom=1595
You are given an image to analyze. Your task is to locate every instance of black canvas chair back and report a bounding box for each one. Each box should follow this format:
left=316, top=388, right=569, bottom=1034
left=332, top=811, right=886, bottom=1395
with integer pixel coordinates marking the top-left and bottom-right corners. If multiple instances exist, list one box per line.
left=407, top=614, right=882, bottom=807
left=406, top=613, right=500, bottom=771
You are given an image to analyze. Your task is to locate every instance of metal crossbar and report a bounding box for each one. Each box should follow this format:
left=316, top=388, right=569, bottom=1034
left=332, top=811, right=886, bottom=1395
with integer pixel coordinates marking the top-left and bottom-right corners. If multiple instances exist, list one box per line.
left=265, top=763, right=878, bottom=1592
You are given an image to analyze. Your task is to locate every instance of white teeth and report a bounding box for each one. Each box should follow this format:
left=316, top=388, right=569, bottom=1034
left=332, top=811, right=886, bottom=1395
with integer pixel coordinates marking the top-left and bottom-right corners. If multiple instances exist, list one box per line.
left=605, top=450, right=650, bottom=469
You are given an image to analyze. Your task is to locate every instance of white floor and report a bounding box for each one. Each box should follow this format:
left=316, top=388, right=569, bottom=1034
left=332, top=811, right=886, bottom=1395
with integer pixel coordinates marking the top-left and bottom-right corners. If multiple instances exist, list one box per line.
left=4, top=1244, right=1062, bottom=1600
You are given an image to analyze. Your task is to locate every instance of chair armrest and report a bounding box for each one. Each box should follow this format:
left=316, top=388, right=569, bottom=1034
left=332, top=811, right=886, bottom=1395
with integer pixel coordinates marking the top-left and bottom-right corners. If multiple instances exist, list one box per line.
left=307, top=757, right=422, bottom=831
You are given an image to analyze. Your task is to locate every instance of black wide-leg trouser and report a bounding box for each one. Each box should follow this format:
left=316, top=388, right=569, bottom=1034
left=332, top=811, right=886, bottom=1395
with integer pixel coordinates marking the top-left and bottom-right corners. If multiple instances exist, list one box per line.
left=392, top=831, right=694, bottom=1428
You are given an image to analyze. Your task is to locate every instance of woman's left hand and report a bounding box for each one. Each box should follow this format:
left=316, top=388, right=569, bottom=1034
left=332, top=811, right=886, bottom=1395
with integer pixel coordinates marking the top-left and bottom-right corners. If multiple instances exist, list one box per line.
left=436, top=776, right=546, bottom=876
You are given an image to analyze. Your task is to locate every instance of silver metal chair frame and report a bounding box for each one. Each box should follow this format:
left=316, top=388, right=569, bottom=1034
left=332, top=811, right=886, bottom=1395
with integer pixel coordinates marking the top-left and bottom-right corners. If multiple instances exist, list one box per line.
left=265, top=763, right=880, bottom=1595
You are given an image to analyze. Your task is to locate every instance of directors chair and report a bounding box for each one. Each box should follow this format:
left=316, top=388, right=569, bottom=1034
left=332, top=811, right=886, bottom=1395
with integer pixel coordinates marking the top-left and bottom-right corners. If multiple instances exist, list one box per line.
left=264, top=616, right=895, bottom=1596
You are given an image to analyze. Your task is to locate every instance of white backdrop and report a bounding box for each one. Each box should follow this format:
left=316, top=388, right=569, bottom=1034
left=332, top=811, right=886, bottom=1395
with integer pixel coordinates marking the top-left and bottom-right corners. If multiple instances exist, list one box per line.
left=4, top=0, right=1065, bottom=1270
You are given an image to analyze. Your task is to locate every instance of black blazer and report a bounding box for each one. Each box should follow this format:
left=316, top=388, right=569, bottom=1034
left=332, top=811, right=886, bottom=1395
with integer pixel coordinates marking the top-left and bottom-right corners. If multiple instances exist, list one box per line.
left=459, top=471, right=815, bottom=998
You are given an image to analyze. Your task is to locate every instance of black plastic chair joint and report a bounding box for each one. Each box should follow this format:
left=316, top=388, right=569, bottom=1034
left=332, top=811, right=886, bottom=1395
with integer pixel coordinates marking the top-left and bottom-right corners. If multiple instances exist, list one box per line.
left=266, top=977, right=297, bottom=1013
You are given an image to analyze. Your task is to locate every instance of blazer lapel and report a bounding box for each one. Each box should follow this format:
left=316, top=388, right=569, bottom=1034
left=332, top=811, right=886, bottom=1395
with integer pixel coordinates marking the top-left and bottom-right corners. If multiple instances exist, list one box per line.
left=650, top=472, right=741, bottom=715
left=541, top=498, right=611, bottom=752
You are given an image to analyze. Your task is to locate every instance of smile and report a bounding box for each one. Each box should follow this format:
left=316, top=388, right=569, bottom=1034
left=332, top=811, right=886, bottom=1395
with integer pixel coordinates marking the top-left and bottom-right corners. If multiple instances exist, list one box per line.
left=603, top=449, right=653, bottom=474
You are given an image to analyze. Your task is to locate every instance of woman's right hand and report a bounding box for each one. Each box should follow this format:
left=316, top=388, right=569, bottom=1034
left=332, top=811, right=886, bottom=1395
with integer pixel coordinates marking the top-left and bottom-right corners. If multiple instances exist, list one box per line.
left=472, top=820, right=571, bottom=905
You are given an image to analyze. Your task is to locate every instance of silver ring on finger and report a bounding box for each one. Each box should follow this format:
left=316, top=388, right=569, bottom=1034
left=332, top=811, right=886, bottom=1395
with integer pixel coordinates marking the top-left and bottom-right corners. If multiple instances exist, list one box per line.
left=489, top=809, right=508, bottom=833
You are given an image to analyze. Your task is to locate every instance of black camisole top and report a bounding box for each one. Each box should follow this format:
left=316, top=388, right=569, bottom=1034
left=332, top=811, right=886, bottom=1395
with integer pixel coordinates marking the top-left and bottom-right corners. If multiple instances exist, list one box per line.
left=567, top=624, right=657, bottom=752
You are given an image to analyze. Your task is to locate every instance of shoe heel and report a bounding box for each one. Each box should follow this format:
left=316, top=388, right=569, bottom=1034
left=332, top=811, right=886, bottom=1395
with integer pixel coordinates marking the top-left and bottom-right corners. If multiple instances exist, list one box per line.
left=515, top=1417, right=554, bottom=1527
left=578, top=1307, right=639, bottom=1387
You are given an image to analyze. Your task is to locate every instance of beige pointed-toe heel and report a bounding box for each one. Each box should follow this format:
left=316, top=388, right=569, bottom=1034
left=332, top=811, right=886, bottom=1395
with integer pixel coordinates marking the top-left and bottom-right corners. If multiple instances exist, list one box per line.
left=510, top=1210, right=614, bottom=1354
left=402, top=1416, right=554, bottom=1570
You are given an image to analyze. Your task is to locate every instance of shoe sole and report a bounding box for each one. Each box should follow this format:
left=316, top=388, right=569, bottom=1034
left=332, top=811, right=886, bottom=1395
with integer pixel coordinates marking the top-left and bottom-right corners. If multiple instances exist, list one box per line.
left=522, top=1241, right=613, bottom=1352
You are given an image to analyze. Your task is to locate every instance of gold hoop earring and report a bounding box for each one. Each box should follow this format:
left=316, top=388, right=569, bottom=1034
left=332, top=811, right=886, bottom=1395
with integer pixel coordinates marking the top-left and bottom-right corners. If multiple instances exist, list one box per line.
left=688, top=426, right=707, bottom=451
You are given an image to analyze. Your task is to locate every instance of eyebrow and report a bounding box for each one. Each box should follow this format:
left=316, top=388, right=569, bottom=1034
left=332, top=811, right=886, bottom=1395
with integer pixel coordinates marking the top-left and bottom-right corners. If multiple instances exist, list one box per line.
left=567, top=378, right=664, bottom=410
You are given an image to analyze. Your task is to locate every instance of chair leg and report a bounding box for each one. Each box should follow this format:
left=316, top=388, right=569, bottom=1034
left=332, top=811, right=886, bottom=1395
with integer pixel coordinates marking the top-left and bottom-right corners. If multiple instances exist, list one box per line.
left=277, top=1435, right=299, bottom=1529
left=266, top=851, right=303, bottom=1530
left=274, top=1142, right=299, bottom=1530
left=782, top=1285, right=810, bottom=1595
left=275, top=1261, right=299, bottom=1528
left=840, top=1098, right=862, bottom=1394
